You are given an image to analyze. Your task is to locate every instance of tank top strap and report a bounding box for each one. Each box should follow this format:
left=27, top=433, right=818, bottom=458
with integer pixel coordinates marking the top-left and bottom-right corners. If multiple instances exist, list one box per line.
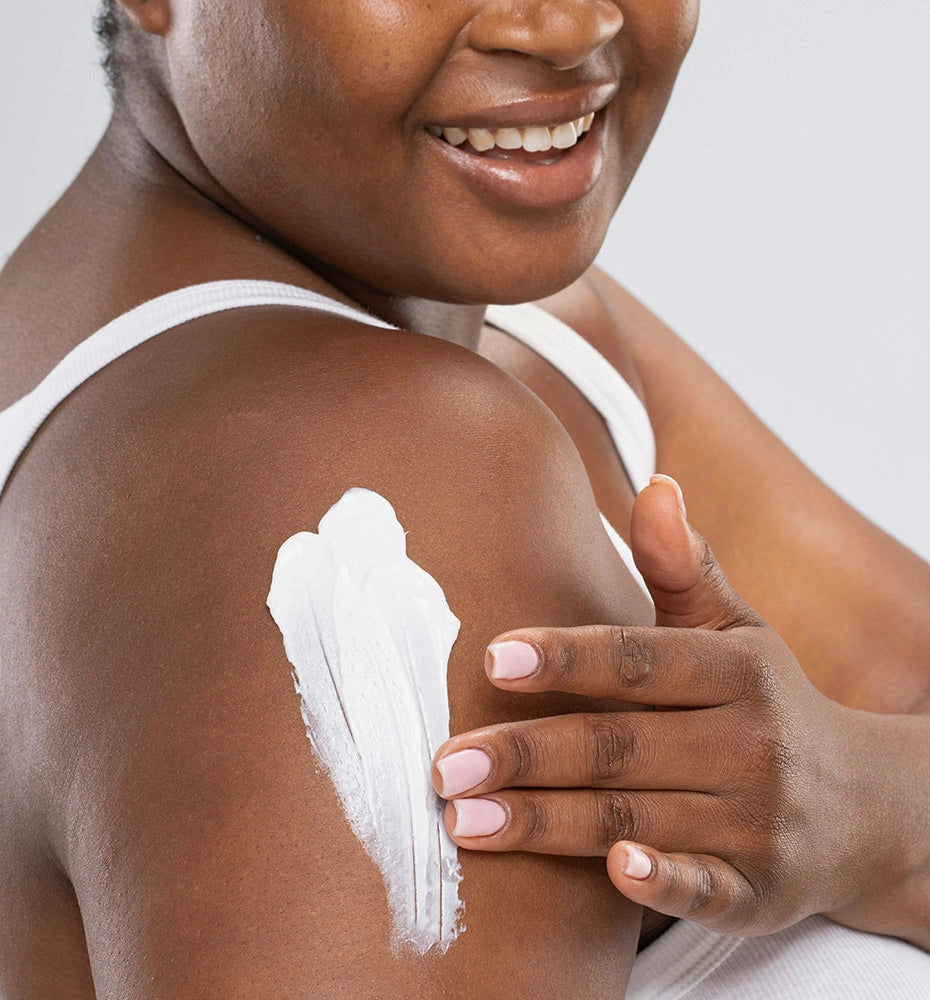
left=485, top=302, right=654, bottom=597
left=485, top=302, right=656, bottom=493
left=0, top=280, right=395, bottom=495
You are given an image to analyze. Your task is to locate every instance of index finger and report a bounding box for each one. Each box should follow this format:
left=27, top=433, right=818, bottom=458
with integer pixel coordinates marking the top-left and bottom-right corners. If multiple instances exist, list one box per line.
left=485, top=625, right=764, bottom=707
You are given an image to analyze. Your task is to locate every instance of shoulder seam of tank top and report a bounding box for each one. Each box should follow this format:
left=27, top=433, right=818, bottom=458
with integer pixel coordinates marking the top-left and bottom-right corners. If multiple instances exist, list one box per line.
left=484, top=301, right=656, bottom=494
left=0, top=280, right=396, bottom=496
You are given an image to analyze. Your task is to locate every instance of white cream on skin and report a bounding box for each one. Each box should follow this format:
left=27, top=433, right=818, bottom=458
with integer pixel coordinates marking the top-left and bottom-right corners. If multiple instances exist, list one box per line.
left=267, top=487, right=464, bottom=955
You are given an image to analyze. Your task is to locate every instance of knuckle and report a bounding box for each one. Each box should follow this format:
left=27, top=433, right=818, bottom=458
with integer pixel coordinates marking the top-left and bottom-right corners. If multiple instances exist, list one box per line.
left=548, top=630, right=580, bottom=684
left=730, top=760, right=803, bottom=872
left=740, top=710, right=801, bottom=799
left=696, top=535, right=764, bottom=631
left=594, top=791, right=637, bottom=852
left=609, top=626, right=655, bottom=690
left=674, top=859, right=765, bottom=935
left=697, top=534, right=718, bottom=582
left=520, top=792, right=550, bottom=848
left=501, top=727, right=541, bottom=783
left=681, top=857, right=718, bottom=917
left=739, top=862, right=786, bottom=930
left=763, top=735, right=800, bottom=783
left=745, top=730, right=798, bottom=783
left=733, top=795, right=787, bottom=848
left=730, top=640, right=779, bottom=703
left=588, top=715, right=637, bottom=785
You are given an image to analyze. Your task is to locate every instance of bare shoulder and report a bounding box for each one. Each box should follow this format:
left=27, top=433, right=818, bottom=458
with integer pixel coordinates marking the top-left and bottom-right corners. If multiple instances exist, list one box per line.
left=0, top=306, right=644, bottom=998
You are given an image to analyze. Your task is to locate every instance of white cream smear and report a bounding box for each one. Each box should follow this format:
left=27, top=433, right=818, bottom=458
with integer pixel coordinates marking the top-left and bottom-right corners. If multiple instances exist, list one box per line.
left=266, top=487, right=464, bottom=954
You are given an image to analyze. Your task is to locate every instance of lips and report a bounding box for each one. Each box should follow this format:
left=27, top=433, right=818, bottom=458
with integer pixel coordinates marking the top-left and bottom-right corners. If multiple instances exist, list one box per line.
left=424, top=107, right=608, bottom=211
left=422, top=87, right=614, bottom=211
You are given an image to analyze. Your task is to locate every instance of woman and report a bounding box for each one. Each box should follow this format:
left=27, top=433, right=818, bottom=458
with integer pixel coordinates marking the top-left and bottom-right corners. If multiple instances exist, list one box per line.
left=0, top=1, right=928, bottom=997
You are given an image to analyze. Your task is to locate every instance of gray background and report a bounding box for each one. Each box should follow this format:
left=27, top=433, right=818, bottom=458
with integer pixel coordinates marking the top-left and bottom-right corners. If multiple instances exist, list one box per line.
left=3, top=1, right=928, bottom=559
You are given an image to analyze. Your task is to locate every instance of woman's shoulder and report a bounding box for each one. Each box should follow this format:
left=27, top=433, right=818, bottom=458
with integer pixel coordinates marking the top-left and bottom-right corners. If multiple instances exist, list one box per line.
left=2, top=292, right=576, bottom=497
left=0, top=292, right=625, bottom=781
left=0, top=298, right=647, bottom=997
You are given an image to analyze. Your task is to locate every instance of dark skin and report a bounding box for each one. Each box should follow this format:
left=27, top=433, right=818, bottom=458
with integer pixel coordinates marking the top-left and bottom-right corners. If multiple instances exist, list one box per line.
left=1, top=0, right=929, bottom=997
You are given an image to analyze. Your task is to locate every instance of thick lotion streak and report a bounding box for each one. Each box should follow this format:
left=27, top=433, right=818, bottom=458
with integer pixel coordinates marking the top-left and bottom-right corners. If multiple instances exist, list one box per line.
left=267, top=488, right=464, bottom=954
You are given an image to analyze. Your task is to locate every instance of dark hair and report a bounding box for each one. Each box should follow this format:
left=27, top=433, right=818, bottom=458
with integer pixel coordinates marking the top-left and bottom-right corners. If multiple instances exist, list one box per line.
left=94, top=0, right=121, bottom=93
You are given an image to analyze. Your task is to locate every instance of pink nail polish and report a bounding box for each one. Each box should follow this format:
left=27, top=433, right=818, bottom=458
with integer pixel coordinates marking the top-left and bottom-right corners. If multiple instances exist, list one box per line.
left=622, top=844, right=652, bottom=880
left=451, top=799, right=507, bottom=838
left=487, top=640, right=539, bottom=680
left=436, top=748, right=492, bottom=797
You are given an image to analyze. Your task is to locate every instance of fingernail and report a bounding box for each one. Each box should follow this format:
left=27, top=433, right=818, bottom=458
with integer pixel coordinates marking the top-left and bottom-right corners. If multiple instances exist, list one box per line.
left=451, top=799, right=507, bottom=838
left=436, top=749, right=492, bottom=797
left=649, top=474, right=687, bottom=522
left=487, top=640, right=539, bottom=680
left=622, top=844, right=653, bottom=880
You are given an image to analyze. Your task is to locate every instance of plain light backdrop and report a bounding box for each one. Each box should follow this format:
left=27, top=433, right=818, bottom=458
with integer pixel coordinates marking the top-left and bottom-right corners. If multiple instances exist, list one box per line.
left=2, top=2, right=928, bottom=559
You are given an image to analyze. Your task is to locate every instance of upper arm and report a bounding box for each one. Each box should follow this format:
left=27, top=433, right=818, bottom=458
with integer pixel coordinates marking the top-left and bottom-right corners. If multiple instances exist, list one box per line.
left=6, top=310, right=645, bottom=997
left=588, top=266, right=930, bottom=711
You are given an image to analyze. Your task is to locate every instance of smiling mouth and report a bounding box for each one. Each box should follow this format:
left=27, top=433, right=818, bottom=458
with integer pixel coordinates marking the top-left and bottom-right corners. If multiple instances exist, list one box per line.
left=426, top=112, right=596, bottom=163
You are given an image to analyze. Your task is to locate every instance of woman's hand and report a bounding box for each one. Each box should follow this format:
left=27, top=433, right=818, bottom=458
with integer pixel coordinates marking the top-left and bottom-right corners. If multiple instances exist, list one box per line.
left=432, top=476, right=919, bottom=938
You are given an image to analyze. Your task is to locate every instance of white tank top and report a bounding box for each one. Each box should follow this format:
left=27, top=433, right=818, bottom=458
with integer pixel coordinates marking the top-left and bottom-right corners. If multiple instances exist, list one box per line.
left=627, top=913, right=930, bottom=999
left=3, top=280, right=927, bottom=996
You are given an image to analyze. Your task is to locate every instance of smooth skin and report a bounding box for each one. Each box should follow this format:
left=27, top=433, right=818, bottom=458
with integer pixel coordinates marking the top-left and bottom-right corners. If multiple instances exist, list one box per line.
left=1, top=0, right=929, bottom=998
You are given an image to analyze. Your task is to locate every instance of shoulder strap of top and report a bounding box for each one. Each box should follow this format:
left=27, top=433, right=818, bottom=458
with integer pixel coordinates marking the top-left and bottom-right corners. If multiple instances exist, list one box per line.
left=484, top=302, right=656, bottom=494
left=485, top=302, right=654, bottom=598
left=0, top=280, right=396, bottom=496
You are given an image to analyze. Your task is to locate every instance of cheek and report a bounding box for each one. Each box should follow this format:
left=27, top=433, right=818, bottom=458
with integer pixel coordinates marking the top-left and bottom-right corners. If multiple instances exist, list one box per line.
left=624, top=0, right=699, bottom=85
left=670, top=0, right=701, bottom=56
left=166, top=4, right=409, bottom=237
left=613, top=0, right=699, bottom=163
left=169, top=0, right=439, bottom=157
left=257, top=0, right=447, bottom=123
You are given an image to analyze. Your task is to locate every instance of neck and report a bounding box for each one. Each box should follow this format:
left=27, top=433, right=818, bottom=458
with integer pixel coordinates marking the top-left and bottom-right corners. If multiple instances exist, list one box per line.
left=310, top=266, right=489, bottom=351
left=98, top=108, right=490, bottom=351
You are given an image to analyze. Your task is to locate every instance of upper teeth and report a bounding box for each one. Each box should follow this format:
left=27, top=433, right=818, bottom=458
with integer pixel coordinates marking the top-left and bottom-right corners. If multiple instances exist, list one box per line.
left=428, top=113, right=596, bottom=153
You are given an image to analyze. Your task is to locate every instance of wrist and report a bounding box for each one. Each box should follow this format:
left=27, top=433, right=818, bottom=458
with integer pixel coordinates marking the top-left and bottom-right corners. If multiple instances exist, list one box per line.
left=821, top=709, right=930, bottom=948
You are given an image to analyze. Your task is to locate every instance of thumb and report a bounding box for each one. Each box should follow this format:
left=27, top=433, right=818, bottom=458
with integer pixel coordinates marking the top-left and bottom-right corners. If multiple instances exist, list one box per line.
left=631, top=475, right=761, bottom=631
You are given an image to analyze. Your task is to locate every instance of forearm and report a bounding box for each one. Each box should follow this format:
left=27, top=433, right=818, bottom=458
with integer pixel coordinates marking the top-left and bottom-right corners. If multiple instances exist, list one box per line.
left=825, top=709, right=930, bottom=950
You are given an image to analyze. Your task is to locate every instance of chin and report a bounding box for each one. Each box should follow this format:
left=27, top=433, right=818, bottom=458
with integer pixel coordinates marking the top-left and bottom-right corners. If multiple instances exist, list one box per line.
left=383, top=215, right=612, bottom=307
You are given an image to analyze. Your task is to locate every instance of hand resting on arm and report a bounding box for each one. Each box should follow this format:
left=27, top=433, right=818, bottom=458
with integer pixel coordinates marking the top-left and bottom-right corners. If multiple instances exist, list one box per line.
left=435, top=476, right=930, bottom=946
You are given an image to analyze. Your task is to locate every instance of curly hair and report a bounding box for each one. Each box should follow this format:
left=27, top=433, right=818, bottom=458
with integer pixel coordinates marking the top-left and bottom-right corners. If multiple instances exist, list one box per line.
left=94, top=0, right=121, bottom=93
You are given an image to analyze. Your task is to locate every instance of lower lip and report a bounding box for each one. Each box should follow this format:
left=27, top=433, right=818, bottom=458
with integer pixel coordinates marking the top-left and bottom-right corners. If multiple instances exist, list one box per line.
left=425, top=115, right=607, bottom=211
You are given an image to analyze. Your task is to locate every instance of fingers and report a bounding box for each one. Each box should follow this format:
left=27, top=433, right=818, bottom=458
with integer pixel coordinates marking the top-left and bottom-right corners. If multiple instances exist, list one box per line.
left=484, top=625, right=767, bottom=707
left=445, top=788, right=719, bottom=858
left=630, top=475, right=764, bottom=631
left=434, top=710, right=735, bottom=797
left=446, top=788, right=792, bottom=936
left=606, top=842, right=773, bottom=936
